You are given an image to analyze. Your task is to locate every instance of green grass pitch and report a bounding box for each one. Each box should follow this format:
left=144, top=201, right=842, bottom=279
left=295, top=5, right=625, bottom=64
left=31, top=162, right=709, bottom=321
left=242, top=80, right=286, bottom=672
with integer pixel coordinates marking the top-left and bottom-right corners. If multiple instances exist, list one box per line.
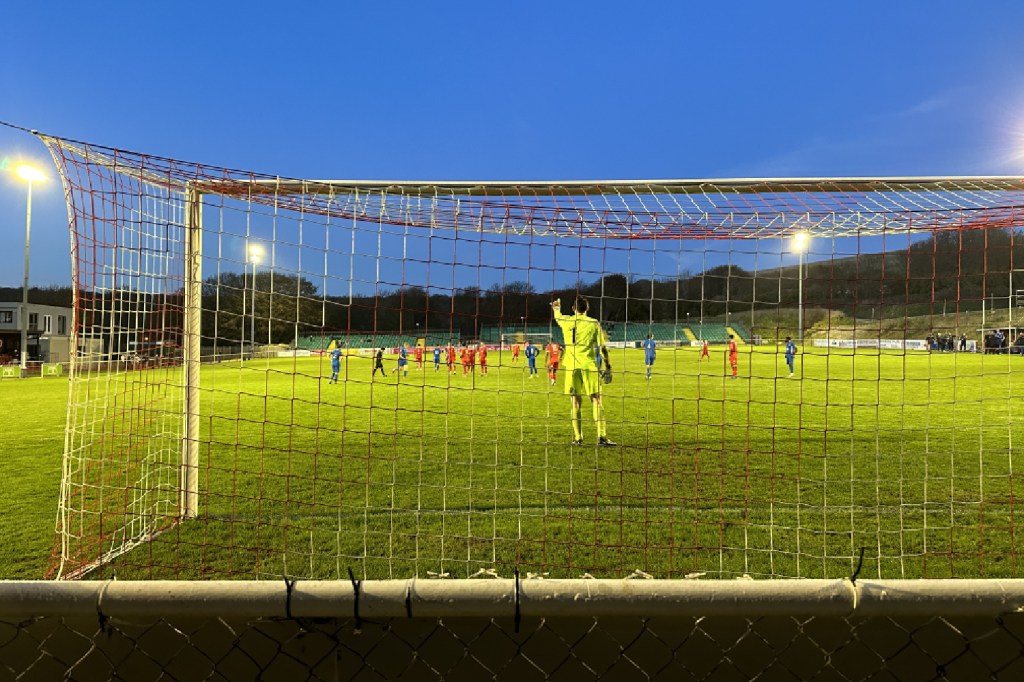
left=8, top=346, right=1024, bottom=581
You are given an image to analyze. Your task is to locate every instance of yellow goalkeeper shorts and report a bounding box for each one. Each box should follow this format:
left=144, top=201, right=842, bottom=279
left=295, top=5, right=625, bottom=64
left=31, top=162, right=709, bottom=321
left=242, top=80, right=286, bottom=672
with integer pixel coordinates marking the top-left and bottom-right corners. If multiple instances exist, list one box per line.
left=565, top=368, right=601, bottom=396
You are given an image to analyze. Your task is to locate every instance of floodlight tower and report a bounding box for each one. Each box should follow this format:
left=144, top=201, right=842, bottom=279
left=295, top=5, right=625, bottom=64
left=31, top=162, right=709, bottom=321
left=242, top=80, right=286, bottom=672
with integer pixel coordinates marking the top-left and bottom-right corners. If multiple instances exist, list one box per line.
left=792, top=232, right=810, bottom=344
left=249, top=244, right=264, bottom=359
left=16, top=165, right=45, bottom=377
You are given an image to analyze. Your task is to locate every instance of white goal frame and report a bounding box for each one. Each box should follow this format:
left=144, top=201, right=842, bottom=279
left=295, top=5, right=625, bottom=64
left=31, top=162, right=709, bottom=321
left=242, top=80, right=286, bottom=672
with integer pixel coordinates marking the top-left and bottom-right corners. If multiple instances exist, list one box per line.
left=44, top=140, right=1024, bottom=581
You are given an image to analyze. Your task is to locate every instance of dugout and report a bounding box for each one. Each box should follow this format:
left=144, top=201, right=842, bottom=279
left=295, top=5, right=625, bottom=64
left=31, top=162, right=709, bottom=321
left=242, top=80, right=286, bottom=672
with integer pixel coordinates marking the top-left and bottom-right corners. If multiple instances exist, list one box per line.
left=39, top=336, right=70, bottom=364
left=978, top=326, right=1024, bottom=353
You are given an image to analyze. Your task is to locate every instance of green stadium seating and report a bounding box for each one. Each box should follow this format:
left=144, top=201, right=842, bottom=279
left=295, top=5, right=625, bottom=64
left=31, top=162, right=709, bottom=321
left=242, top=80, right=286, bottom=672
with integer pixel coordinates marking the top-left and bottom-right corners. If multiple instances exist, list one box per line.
left=685, top=323, right=731, bottom=344
left=438, top=321, right=746, bottom=347
left=480, top=325, right=563, bottom=344
left=728, top=322, right=752, bottom=342
left=295, top=332, right=460, bottom=351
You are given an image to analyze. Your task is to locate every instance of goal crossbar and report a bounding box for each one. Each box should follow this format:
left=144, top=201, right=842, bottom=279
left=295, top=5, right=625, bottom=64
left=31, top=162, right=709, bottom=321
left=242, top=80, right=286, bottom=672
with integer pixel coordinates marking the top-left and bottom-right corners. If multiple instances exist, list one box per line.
left=209, top=175, right=1024, bottom=196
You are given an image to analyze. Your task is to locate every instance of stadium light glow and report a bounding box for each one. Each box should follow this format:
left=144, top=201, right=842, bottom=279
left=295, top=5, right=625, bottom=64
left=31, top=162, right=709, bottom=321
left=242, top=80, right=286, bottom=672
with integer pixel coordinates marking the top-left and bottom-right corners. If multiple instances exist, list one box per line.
left=248, top=244, right=264, bottom=264
left=16, top=165, right=45, bottom=183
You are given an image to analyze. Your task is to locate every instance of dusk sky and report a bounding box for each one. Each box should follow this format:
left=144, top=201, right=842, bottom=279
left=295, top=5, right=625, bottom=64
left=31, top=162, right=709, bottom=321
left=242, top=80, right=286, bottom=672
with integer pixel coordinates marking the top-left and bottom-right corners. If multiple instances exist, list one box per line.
left=4, top=1, right=1024, bottom=287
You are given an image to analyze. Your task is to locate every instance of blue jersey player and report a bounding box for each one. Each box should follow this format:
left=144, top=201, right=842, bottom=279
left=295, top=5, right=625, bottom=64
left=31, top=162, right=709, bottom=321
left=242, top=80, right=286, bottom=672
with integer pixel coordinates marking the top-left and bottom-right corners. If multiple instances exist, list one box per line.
left=391, top=343, right=409, bottom=377
left=642, top=334, right=656, bottom=379
left=524, top=341, right=539, bottom=377
left=784, top=336, right=798, bottom=377
left=329, top=347, right=342, bottom=384
left=433, top=345, right=442, bottom=371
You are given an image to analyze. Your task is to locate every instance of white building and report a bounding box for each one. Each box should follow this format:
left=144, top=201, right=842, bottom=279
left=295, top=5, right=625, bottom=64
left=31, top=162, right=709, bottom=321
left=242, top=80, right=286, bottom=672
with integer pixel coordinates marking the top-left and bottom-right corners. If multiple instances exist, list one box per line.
left=0, top=302, right=72, bottom=364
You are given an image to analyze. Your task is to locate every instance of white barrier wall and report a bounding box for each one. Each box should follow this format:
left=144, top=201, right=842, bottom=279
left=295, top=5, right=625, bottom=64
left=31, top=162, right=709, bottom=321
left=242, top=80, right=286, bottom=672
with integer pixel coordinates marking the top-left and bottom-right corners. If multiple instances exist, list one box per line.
left=813, top=338, right=978, bottom=352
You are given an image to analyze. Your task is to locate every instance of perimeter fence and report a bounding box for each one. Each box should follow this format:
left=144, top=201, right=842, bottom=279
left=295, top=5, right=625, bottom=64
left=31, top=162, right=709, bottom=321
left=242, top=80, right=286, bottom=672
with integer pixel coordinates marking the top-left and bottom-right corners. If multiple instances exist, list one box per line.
left=3, top=579, right=1024, bottom=681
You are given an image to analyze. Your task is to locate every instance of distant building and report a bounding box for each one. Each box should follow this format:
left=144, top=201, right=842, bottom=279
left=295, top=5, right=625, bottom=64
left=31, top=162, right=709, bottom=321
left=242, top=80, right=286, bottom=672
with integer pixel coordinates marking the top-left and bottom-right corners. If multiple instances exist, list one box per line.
left=0, top=302, right=72, bottom=364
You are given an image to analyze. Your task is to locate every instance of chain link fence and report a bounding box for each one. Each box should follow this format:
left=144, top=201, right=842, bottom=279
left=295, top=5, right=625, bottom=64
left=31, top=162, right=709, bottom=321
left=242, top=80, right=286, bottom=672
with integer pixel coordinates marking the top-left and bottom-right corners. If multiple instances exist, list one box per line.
left=4, top=612, right=1024, bottom=680
left=3, top=580, right=1024, bottom=680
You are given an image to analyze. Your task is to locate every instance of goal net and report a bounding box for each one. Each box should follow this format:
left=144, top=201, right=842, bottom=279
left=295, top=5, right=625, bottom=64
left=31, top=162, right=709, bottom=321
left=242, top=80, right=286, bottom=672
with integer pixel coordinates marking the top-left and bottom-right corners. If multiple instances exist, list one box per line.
left=38, top=130, right=1024, bottom=584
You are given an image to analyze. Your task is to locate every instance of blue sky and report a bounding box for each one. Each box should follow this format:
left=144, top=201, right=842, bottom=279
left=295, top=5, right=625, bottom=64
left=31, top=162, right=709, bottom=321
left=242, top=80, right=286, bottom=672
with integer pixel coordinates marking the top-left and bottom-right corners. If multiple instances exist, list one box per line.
left=3, top=1, right=1024, bottom=287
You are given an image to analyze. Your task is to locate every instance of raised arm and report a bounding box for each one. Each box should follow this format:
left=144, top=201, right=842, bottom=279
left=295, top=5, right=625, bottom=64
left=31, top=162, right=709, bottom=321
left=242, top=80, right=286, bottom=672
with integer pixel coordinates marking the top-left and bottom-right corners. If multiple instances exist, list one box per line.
left=550, top=297, right=575, bottom=333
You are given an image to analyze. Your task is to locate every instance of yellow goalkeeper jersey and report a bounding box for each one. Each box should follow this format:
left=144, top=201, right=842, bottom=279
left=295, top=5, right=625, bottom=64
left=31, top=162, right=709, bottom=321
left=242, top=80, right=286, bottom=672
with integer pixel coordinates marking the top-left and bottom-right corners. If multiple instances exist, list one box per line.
left=554, top=312, right=608, bottom=372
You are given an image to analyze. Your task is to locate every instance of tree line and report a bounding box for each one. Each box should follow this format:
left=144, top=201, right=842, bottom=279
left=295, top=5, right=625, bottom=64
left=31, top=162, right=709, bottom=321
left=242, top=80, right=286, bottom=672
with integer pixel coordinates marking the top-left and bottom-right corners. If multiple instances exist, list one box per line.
left=3, top=227, right=1021, bottom=344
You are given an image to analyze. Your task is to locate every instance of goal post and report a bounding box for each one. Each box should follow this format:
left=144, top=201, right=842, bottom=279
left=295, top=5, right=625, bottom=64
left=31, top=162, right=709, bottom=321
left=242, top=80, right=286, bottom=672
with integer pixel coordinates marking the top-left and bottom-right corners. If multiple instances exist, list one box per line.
left=182, top=183, right=202, bottom=520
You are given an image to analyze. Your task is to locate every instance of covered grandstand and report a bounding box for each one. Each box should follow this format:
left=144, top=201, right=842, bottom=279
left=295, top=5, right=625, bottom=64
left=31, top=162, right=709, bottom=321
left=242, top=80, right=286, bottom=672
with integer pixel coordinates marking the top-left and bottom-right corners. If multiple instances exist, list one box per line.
left=476, top=321, right=751, bottom=348
left=294, top=319, right=752, bottom=354
left=295, top=331, right=462, bottom=352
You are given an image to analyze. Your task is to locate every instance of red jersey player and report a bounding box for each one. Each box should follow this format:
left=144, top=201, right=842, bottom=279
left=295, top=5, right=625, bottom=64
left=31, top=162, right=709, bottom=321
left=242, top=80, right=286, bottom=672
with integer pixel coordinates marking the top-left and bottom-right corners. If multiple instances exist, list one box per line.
left=545, top=339, right=561, bottom=385
left=478, top=343, right=488, bottom=375
left=727, top=334, right=738, bottom=379
left=700, top=340, right=710, bottom=361
left=413, top=344, right=423, bottom=369
left=446, top=344, right=456, bottom=374
left=511, top=343, right=520, bottom=363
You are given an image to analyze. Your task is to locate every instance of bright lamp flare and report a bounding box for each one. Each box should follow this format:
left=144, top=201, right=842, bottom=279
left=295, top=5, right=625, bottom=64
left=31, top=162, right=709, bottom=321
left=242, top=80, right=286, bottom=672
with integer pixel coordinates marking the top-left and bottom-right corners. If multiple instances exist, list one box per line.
left=249, top=244, right=264, bottom=263
left=16, top=165, right=45, bottom=182
left=792, top=232, right=809, bottom=252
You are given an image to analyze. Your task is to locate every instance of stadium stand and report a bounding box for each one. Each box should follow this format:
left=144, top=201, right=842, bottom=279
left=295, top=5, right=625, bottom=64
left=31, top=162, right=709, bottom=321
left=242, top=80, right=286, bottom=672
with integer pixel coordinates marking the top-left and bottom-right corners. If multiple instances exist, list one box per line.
left=295, top=332, right=459, bottom=350
left=724, top=327, right=745, bottom=344
left=476, top=321, right=751, bottom=347
left=684, top=323, right=731, bottom=344
left=728, top=321, right=753, bottom=342
left=480, top=325, right=563, bottom=344
left=601, top=323, right=685, bottom=343
left=482, top=322, right=698, bottom=346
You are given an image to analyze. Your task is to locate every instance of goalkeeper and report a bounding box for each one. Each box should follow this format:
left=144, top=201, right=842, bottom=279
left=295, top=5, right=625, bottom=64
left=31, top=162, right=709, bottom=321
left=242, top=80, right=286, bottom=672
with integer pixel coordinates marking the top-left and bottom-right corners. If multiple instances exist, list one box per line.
left=551, top=296, right=616, bottom=446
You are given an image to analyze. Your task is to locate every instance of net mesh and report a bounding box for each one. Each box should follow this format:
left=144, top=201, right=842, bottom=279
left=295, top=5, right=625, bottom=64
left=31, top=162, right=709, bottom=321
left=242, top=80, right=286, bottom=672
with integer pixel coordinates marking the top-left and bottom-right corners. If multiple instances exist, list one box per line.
left=39, top=131, right=1024, bottom=581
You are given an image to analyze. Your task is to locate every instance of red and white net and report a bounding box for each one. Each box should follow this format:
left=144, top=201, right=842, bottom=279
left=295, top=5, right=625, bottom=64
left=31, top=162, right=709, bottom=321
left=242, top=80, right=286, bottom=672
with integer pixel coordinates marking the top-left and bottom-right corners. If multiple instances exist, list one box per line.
left=41, top=132, right=1024, bottom=582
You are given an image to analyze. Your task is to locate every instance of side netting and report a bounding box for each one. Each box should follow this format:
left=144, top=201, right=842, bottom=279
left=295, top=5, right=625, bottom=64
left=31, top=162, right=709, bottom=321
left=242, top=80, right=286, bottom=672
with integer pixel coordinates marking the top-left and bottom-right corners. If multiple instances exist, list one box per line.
left=2, top=580, right=1024, bottom=680
left=41, top=130, right=1024, bottom=582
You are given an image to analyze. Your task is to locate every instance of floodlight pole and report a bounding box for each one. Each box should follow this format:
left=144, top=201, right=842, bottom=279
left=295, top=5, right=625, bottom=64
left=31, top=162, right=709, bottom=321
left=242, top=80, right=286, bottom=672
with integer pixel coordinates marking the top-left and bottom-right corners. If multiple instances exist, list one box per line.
left=793, top=232, right=809, bottom=345
left=250, top=258, right=257, bottom=360
left=20, top=178, right=34, bottom=378
left=798, top=249, right=804, bottom=345
left=247, top=244, right=263, bottom=361
left=1009, top=269, right=1014, bottom=329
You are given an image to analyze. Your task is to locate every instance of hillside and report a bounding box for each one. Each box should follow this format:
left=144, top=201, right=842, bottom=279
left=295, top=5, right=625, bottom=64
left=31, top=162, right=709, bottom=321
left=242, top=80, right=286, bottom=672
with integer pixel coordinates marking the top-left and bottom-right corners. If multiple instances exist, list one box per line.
left=715, top=305, right=1023, bottom=343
